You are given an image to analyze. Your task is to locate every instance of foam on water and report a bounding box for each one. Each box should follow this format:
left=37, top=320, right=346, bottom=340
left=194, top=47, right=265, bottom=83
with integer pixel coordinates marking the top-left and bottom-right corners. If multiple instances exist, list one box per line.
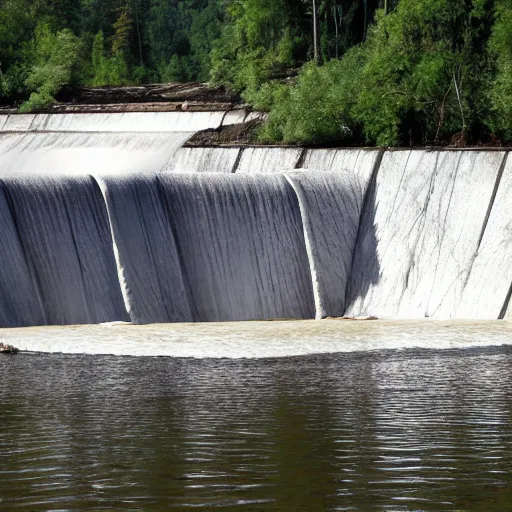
left=3, top=320, right=512, bottom=358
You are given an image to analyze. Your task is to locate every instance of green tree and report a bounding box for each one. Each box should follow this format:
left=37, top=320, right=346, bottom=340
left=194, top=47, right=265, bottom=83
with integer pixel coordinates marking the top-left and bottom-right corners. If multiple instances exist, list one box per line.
left=262, top=0, right=496, bottom=146
left=488, top=0, right=512, bottom=140
left=210, top=0, right=309, bottom=100
left=20, top=22, right=80, bottom=111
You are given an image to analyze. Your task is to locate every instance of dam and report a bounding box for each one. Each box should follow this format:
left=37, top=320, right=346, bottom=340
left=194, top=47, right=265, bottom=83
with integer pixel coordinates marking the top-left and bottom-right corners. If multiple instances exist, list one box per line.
left=0, top=112, right=511, bottom=327
left=2, top=111, right=512, bottom=512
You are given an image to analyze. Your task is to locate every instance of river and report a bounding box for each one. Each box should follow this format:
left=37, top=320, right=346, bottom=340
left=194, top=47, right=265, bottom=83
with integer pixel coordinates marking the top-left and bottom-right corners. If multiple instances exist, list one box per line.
left=1, top=321, right=512, bottom=511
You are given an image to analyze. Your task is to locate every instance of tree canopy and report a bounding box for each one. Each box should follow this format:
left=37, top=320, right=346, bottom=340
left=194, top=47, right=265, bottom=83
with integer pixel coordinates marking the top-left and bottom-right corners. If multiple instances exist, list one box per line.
left=0, top=0, right=511, bottom=145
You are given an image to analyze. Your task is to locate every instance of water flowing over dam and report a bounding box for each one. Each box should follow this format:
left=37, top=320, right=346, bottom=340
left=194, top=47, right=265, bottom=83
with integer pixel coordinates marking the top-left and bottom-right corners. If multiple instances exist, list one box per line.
left=0, top=112, right=511, bottom=327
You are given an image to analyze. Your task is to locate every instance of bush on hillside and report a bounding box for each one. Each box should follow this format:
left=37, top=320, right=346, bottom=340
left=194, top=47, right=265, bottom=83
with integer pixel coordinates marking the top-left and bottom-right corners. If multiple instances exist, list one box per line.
left=20, top=23, right=80, bottom=112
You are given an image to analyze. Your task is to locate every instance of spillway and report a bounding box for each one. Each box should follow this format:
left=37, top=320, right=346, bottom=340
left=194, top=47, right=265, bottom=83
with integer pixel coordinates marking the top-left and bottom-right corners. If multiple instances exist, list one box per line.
left=0, top=112, right=511, bottom=327
left=0, top=111, right=238, bottom=176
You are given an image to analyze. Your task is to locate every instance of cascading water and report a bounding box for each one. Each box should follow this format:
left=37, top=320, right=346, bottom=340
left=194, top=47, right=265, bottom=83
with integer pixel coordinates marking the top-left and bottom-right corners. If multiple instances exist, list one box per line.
left=235, top=147, right=304, bottom=173
left=0, top=174, right=127, bottom=326
left=167, top=147, right=241, bottom=173
left=0, top=111, right=236, bottom=176
left=0, top=113, right=511, bottom=327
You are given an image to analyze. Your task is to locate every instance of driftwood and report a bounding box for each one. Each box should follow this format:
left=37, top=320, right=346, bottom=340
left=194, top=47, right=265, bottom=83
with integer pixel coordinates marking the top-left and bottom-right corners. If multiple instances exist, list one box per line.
left=0, top=342, right=19, bottom=354
left=56, top=83, right=240, bottom=106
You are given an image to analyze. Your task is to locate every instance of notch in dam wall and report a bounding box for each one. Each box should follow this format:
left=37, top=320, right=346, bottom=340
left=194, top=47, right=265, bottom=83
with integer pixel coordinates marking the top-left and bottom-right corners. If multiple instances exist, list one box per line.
left=0, top=112, right=511, bottom=326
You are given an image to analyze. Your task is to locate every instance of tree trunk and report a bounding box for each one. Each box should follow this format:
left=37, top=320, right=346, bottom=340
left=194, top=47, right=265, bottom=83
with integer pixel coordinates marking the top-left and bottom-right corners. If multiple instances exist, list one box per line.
left=333, top=5, right=340, bottom=59
left=313, top=0, right=320, bottom=63
left=363, top=0, right=368, bottom=41
left=135, top=8, right=143, bottom=67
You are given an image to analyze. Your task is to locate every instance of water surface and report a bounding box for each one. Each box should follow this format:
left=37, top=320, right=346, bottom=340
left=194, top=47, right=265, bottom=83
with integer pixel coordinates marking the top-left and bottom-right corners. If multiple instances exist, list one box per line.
left=2, top=342, right=512, bottom=511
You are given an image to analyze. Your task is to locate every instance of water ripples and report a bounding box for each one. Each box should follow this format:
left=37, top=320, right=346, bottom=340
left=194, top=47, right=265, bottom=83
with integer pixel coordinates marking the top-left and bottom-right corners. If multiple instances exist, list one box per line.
left=1, top=347, right=512, bottom=510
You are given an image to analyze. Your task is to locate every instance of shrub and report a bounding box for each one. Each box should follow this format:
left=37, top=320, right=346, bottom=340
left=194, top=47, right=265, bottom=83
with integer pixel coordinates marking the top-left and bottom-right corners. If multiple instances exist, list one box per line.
left=487, top=0, right=512, bottom=140
left=90, top=31, right=130, bottom=86
left=20, top=23, right=80, bottom=111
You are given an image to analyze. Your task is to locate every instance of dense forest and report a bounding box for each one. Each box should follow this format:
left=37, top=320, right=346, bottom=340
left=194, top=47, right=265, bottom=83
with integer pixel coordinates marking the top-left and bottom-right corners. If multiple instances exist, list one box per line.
left=0, top=0, right=511, bottom=146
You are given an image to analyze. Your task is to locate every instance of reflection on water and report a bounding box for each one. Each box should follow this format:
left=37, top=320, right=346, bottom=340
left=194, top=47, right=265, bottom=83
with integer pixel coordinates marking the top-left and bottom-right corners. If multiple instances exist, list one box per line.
left=1, top=346, right=512, bottom=510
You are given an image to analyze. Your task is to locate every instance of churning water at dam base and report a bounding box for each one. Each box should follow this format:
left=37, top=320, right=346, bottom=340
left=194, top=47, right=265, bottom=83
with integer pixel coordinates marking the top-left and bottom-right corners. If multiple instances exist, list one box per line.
left=2, top=319, right=512, bottom=358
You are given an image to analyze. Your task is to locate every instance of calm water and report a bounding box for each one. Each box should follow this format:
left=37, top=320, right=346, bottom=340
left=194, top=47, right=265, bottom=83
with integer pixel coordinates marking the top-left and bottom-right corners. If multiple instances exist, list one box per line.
left=1, top=347, right=512, bottom=511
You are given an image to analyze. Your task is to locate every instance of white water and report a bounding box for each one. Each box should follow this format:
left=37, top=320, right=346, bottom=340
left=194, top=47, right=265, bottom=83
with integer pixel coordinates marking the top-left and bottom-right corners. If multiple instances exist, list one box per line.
left=236, top=147, right=303, bottom=173
left=3, top=320, right=512, bottom=358
left=0, top=113, right=511, bottom=328
left=0, top=132, right=189, bottom=175
left=0, top=112, right=229, bottom=132
left=167, top=147, right=240, bottom=173
left=0, top=174, right=127, bottom=326
left=285, top=173, right=363, bottom=318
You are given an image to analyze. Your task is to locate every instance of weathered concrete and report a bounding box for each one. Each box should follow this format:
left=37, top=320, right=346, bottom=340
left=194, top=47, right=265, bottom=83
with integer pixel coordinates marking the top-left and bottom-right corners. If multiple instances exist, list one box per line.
left=457, top=154, right=512, bottom=319
left=346, top=150, right=506, bottom=319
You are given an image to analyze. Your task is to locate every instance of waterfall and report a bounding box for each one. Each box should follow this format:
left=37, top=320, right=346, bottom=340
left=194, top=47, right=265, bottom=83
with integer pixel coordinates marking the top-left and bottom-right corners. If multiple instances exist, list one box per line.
left=302, top=148, right=380, bottom=197
left=0, top=183, right=46, bottom=327
left=0, top=174, right=127, bottom=325
left=0, top=132, right=190, bottom=176
left=0, top=112, right=232, bottom=132
left=102, top=173, right=315, bottom=323
left=97, top=174, right=193, bottom=324
left=1, top=111, right=512, bottom=327
left=167, top=147, right=241, bottom=173
left=0, top=112, right=237, bottom=177
left=285, top=172, right=367, bottom=319
left=235, top=147, right=303, bottom=173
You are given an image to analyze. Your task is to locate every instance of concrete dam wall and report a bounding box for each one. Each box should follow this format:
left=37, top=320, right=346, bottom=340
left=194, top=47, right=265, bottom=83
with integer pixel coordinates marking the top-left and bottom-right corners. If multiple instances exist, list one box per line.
left=0, top=113, right=511, bottom=326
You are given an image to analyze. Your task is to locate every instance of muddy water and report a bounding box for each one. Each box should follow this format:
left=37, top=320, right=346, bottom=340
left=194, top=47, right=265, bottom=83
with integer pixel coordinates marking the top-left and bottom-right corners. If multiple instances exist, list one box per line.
left=1, top=322, right=512, bottom=510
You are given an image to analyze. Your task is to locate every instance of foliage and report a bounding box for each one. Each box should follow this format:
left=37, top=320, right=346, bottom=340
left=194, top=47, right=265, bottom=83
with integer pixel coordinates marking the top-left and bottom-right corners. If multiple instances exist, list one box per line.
left=350, top=0, right=495, bottom=146
left=90, top=30, right=129, bottom=86
left=20, top=22, right=80, bottom=111
left=258, top=56, right=361, bottom=144
left=210, top=0, right=308, bottom=96
left=0, top=0, right=510, bottom=145
left=488, top=0, right=512, bottom=139
left=260, top=0, right=498, bottom=146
